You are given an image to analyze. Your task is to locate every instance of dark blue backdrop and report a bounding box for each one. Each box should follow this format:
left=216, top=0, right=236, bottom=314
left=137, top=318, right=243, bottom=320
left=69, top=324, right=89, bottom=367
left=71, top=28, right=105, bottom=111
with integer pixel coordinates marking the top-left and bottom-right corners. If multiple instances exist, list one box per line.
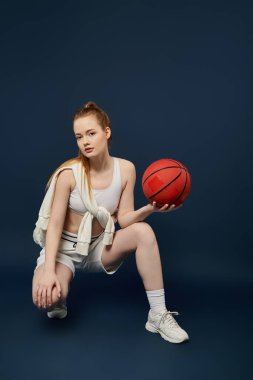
left=1, top=1, right=252, bottom=379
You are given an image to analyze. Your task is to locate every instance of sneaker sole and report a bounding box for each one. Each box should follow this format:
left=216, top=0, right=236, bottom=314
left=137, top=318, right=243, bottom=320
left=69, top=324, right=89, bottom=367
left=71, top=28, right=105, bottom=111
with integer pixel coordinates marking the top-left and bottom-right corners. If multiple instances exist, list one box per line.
left=145, top=321, right=189, bottom=344
left=47, top=309, right=67, bottom=319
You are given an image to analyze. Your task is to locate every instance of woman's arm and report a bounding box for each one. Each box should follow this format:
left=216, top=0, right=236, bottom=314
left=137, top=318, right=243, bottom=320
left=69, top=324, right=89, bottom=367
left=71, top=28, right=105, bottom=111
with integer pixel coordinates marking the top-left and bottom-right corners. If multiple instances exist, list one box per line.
left=118, top=205, right=153, bottom=228
left=43, top=169, right=72, bottom=273
left=117, top=162, right=151, bottom=228
left=36, top=169, right=73, bottom=308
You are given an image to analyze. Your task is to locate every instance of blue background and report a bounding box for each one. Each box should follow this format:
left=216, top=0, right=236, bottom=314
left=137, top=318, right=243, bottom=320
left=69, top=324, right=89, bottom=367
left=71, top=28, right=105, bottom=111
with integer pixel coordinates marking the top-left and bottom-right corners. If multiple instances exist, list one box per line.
left=1, top=0, right=252, bottom=379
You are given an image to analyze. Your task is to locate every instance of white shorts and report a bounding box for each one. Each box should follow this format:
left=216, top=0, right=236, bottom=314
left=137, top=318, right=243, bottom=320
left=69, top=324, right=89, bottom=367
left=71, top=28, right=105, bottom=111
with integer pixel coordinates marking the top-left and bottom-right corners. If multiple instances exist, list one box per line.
left=34, top=229, right=123, bottom=279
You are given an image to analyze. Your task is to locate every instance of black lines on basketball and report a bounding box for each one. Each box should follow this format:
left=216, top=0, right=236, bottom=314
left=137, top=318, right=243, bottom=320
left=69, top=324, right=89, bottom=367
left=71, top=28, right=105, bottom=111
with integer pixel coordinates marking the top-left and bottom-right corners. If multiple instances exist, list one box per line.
left=149, top=169, right=183, bottom=199
left=142, top=166, right=187, bottom=187
left=171, top=170, right=189, bottom=204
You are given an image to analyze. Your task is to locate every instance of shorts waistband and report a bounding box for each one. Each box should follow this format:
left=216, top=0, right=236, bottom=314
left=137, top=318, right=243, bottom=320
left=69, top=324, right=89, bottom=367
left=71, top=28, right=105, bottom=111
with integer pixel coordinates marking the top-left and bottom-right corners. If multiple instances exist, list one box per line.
left=61, top=229, right=103, bottom=243
left=62, top=229, right=78, bottom=237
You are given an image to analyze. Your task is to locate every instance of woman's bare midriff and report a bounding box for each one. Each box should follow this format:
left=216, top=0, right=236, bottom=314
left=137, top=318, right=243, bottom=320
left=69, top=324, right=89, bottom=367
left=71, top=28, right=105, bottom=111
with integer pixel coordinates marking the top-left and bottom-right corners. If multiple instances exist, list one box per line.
left=63, top=207, right=106, bottom=236
left=62, top=157, right=127, bottom=236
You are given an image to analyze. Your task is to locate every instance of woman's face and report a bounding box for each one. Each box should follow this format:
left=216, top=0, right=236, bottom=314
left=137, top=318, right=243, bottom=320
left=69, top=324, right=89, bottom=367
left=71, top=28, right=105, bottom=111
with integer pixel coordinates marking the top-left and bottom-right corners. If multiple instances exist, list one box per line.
left=73, top=114, right=110, bottom=157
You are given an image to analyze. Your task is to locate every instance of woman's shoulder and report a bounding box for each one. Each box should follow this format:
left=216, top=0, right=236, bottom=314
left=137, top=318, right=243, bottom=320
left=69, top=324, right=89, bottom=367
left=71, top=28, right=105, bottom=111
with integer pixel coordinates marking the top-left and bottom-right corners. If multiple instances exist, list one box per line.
left=116, top=157, right=136, bottom=178
left=116, top=157, right=135, bottom=170
left=115, top=157, right=136, bottom=190
left=55, top=166, right=76, bottom=192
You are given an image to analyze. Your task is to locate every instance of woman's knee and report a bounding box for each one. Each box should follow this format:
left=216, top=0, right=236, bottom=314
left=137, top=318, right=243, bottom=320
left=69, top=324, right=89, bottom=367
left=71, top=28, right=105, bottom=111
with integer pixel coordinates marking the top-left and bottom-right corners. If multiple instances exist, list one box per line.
left=131, top=222, right=156, bottom=244
left=32, top=262, right=71, bottom=309
left=50, top=285, right=68, bottom=305
left=33, top=283, right=69, bottom=310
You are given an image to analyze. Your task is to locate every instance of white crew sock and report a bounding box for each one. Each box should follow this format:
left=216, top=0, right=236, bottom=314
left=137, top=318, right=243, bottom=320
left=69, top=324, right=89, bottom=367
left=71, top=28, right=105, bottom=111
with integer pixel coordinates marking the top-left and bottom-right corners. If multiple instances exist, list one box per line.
left=146, top=288, right=167, bottom=315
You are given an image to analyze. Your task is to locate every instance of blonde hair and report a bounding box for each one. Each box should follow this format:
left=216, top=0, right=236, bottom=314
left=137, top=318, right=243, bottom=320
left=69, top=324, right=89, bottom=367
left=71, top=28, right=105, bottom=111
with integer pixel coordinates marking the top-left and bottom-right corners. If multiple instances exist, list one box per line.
left=45, top=101, right=112, bottom=200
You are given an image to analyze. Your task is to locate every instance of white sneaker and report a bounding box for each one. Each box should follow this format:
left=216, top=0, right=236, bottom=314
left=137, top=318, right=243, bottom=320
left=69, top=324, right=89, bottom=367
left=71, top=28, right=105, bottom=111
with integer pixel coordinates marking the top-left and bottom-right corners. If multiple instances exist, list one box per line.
left=145, top=309, right=189, bottom=343
left=47, top=300, right=67, bottom=319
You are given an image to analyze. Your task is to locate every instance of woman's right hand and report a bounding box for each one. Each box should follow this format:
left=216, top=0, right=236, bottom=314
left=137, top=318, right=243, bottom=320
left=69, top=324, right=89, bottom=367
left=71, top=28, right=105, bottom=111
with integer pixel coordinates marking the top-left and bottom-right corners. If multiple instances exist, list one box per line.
left=146, top=201, right=183, bottom=214
left=36, top=270, right=61, bottom=309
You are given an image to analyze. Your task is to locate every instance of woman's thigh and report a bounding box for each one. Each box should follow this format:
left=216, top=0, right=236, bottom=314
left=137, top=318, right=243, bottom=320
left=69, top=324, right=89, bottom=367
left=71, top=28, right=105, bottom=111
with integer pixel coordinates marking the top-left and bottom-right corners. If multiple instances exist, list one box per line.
left=32, top=261, right=73, bottom=307
left=101, top=222, right=156, bottom=271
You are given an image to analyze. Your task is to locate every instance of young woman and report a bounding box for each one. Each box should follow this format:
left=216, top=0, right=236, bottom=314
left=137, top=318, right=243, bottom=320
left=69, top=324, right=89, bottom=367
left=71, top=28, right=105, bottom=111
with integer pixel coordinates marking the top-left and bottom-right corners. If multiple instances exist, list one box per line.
left=32, top=101, right=189, bottom=344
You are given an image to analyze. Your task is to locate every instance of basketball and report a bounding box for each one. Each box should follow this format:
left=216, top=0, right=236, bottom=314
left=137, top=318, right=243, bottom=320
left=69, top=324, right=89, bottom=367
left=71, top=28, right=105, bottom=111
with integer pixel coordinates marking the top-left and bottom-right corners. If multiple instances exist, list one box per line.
left=142, top=158, right=191, bottom=208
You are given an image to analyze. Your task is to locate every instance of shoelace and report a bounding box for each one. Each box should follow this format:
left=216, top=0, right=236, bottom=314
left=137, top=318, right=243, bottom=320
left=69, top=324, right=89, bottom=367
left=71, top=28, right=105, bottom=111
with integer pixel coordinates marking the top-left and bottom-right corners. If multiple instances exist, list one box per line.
left=158, top=310, right=180, bottom=329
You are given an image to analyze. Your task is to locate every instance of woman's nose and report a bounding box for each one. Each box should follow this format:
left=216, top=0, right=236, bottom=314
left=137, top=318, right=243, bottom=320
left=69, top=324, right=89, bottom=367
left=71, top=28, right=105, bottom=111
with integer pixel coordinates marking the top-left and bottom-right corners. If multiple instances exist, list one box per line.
left=82, top=138, right=89, bottom=145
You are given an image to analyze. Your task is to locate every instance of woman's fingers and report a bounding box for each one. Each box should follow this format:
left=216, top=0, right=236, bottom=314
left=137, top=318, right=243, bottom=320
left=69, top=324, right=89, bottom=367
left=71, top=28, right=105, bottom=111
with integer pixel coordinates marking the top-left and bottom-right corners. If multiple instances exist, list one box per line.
left=36, top=285, right=52, bottom=308
left=36, top=285, right=42, bottom=307
left=157, top=202, right=166, bottom=210
left=152, top=201, right=183, bottom=212
left=35, top=286, right=39, bottom=304
left=171, top=204, right=183, bottom=211
left=47, top=287, right=52, bottom=307
left=42, top=287, right=47, bottom=308
left=153, top=201, right=175, bottom=212
left=36, top=276, right=60, bottom=308
left=56, top=280, right=61, bottom=298
left=163, top=204, right=175, bottom=211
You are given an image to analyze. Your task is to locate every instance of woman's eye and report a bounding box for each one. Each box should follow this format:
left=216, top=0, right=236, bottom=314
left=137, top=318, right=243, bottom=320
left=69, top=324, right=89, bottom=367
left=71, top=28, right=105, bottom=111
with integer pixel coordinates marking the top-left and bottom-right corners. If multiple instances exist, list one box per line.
left=76, top=132, right=95, bottom=139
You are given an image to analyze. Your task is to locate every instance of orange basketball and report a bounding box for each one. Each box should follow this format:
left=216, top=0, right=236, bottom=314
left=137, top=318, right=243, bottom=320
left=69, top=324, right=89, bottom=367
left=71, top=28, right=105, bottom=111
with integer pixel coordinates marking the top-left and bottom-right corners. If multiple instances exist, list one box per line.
left=142, top=158, right=191, bottom=208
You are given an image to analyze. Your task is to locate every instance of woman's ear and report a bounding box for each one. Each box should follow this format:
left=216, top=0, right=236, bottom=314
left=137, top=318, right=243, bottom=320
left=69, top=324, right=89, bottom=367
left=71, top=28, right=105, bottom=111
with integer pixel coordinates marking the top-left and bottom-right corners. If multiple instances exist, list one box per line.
left=106, top=127, right=111, bottom=139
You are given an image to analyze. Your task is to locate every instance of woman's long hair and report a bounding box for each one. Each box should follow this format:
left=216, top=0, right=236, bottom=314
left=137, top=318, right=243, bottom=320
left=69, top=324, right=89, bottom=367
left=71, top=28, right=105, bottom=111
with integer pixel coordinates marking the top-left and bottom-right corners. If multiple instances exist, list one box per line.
left=44, top=101, right=112, bottom=199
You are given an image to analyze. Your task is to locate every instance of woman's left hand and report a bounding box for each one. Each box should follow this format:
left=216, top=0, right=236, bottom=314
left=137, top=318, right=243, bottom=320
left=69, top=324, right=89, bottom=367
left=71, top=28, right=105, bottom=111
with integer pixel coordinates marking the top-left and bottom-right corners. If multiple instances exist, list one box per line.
left=147, top=201, right=183, bottom=213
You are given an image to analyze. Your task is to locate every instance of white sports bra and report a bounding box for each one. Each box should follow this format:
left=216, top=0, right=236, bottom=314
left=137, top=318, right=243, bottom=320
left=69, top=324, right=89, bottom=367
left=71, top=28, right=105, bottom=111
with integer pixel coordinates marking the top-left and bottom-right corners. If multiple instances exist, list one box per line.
left=68, top=157, right=122, bottom=216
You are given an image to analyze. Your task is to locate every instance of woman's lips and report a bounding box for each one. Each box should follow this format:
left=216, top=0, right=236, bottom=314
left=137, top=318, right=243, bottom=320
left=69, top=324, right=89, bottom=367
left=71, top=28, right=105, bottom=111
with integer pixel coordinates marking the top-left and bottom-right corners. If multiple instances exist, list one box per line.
left=85, top=148, right=94, bottom=153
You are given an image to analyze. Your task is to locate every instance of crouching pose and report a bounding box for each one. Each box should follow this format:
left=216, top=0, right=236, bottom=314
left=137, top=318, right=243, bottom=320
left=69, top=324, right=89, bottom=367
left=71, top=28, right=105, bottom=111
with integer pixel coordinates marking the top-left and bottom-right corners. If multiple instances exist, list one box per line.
left=32, top=101, right=189, bottom=344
